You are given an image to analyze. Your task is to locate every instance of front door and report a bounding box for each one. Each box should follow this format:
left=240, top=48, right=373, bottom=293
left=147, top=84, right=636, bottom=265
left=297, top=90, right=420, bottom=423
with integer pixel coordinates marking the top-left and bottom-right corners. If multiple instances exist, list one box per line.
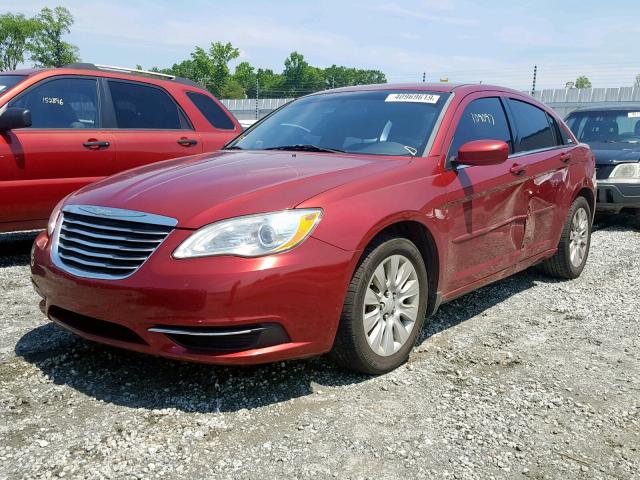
left=0, top=76, right=115, bottom=229
left=441, top=94, right=529, bottom=293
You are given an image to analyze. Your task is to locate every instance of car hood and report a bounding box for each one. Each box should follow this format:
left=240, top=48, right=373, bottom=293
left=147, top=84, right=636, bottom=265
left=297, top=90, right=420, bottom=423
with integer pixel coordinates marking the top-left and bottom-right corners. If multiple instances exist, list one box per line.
left=587, top=142, right=640, bottom=165
left=67, top=150, right=406, bottom=228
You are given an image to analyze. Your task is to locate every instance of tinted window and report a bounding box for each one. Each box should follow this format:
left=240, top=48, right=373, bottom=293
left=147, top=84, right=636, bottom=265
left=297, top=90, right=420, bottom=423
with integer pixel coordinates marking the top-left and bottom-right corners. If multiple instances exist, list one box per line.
left=565, top=110, right=640, bottom=144
left=9, top=77, right=99, bottom=129
left=508, top=99, right=555, bottom=152
left=545, top=113, right=564, bottom=146
left=0, top=75, right=27, bottom=95
left=108, top=80, right=186, bottom=129
left=230, top=90, right=449, bottom=157
left=448, top=97, right=512, bottom=161
left=187, top=92, right=235, bottom=130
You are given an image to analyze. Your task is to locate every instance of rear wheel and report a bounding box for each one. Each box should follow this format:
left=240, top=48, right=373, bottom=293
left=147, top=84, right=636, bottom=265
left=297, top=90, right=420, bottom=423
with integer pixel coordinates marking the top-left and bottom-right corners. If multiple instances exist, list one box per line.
left=330, top=236, right=428, bottom=374
left=541, top=196, right=591, bottom=279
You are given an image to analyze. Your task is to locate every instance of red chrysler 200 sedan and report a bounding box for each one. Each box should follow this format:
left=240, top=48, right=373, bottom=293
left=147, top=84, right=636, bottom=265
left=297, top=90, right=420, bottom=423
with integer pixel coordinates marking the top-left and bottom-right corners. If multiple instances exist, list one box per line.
left=31, top=83, right=596, bottom=374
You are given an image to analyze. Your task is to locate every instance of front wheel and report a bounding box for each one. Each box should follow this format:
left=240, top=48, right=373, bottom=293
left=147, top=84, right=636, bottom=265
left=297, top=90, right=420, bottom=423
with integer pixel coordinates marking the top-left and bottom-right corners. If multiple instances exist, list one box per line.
left=541, top=196, right=592, bottom=279
left=330, top=237, right=428, bottom=374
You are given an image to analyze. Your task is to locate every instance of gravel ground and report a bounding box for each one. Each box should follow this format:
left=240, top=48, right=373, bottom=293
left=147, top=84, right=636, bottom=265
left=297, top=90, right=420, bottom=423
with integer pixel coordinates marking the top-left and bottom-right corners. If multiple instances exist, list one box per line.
left=0, top=218, right=638, bottom=480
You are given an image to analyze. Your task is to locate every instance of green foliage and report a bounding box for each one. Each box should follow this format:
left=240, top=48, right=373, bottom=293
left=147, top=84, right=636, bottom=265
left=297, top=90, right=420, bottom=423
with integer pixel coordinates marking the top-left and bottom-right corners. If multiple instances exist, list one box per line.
left=574, top=75, right=592, bottom=89
left=159, top=44, right=387, bottom=99
left=28, top=7, right=80, bottom=67
left=0, top=13, right=39, bottom=71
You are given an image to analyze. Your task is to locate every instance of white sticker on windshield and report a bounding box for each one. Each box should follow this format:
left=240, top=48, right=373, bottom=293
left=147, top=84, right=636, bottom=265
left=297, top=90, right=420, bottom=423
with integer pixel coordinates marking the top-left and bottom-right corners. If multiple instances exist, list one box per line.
left=628, top=112, right=640, bottom=118
left=0, top=86, right=6, bottom=92
left=385, top=93, right=440, bottom=104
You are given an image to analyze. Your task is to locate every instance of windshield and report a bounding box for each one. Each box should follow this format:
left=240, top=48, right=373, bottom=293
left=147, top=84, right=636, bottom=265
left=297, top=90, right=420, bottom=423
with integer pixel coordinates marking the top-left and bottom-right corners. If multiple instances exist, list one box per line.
left=228, top=90, right=450, bottom=156
left=0, top=75, right=27, bottom=96
left=565, top=110, right=640, bottom=144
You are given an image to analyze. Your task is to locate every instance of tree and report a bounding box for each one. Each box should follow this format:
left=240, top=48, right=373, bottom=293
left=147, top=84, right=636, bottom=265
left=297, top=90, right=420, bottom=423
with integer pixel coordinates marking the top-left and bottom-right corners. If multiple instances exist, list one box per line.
left=158, top=43, right=388, bottom=98
left=233, top=61, right=256, bottom=97
left=282, top=51, right=324, bottom=96
left=29, top=7, right=79, bottom=67
left=635, top=74, right=640, bottom=88
left=0, top=13, right=39, bottom=71
left=574, top=76, right=592, bottom=89
left=164, top=42, right=239, bottom=97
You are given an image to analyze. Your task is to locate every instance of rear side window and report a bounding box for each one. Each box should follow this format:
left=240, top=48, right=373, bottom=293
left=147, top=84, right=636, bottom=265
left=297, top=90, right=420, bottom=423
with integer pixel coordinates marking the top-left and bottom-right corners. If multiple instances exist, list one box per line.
left=187, top=92, right=235, bottom=130
left=508, top=99, right=556, bottom=152
left=448, top=97, right=512, bottom=161
left=108, top=80, right=188, bottom=130
left=9, top=77, right=99, bottom=129
left=546, top=113, right=574, bottom=145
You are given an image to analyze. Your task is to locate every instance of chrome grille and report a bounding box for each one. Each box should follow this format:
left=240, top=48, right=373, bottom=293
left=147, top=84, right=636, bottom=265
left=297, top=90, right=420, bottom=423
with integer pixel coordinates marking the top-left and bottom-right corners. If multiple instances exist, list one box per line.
left=52, top=205, right=178, bottom=280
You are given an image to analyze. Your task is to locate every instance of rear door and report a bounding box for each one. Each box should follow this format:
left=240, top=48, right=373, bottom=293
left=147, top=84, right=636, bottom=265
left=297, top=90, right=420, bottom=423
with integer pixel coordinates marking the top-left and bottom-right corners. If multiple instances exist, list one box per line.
left=0, top=75, right=115, bottom=227
left=441, top=94, right=528, bottom=292
left=103, top=79, right=202, bottom=174
left=504, top=98, right=572, bottom=258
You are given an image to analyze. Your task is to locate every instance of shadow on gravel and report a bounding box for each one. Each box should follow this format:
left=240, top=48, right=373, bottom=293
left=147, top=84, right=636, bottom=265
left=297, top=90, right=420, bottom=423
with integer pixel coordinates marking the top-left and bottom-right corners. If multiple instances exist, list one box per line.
left=15, top=323, right=369, bottom=413
left=16, top=270, right=546, bottom=414
left=0, top=231, right=39, bottom=267
left=12, top=213, right=637, bottom=413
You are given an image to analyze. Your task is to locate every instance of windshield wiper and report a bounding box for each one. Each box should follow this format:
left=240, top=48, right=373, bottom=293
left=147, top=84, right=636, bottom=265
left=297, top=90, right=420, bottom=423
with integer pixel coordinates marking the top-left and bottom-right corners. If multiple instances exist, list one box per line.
left=264, top=144, right=345, bottom=153
left=223, top=145, right=244, bottom=150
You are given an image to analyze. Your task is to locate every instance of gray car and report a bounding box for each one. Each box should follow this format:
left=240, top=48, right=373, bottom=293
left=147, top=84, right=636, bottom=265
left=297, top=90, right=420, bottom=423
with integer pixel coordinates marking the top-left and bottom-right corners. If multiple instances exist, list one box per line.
left=565, top=104, right=640, bottom=226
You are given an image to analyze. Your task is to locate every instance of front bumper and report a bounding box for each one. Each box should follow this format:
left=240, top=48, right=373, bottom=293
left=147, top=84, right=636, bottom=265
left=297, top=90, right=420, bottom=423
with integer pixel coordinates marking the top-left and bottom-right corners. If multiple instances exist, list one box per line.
left=30, top=229, right=356, bottom=365
left=596, top=181, right=640, bottom=213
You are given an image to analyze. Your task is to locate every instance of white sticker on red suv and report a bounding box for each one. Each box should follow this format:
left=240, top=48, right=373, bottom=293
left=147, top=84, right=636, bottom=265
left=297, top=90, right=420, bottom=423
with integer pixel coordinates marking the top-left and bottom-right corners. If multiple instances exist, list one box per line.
left=385, top=93, right=440, bottom=104
left=628, top=112, right=640, bottom=118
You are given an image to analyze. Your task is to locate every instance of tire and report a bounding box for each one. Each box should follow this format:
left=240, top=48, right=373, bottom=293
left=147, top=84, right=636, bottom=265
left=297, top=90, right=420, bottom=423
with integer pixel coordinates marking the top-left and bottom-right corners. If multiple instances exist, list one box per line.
left=330, top=236, right=428, bottom=374
left=540, top=196, right=592, bottom=279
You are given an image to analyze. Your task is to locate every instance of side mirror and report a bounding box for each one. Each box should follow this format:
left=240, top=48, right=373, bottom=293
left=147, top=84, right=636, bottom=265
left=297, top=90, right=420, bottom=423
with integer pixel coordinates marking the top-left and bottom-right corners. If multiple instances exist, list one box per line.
left=457, top=139, right=509, bottom=166
left=0, top=108, right=32, bottom=131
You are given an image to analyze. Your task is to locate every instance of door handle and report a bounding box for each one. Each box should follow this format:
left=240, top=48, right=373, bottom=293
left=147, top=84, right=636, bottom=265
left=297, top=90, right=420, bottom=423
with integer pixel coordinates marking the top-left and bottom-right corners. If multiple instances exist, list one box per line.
left=83, top=140, right=110, bottom=150
left=560, top=153, right=572, bottom=164
left=177, top=138, right=198, bottom=147
left=509, top=163, right=527, bottom=176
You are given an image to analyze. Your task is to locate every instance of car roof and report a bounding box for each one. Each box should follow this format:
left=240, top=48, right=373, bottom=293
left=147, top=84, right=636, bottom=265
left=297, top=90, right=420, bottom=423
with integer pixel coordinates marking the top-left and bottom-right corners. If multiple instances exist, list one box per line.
left=309, top=82, right=528, bottom=97
left=0, top=64, right=204, bottom=90
left=569, top=103, right=640, bottom=113
left=0, top=69, right=42, bottom=76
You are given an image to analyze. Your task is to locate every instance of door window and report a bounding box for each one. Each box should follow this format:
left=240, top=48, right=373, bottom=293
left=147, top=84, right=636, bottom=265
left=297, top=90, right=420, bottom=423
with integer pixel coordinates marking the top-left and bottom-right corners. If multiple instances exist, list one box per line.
left=187, top=91, right=235, bottom=130
left=448, top=97, right=512, bottom=162
left=9, top=77, right=99, bottom=129
left=107, top=80, right=189, bottom=130
left=507, top=99, right=556, bottom=152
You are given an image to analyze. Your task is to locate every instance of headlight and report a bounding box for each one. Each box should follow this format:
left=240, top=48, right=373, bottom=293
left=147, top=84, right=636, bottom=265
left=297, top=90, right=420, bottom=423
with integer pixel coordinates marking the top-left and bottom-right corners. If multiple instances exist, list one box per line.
left=173, top=209, right=323, bottom=258
left=47, top=199, right=65, bottom=236
left=608, top=163, right=640, bottom=182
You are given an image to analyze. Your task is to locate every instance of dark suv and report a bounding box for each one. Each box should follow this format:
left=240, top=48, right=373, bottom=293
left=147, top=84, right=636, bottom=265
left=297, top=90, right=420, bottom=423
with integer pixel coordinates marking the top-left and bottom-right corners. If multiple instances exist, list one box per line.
left=0, top=64, right=240, bottom=233
left=565, top=105, right=640, bottom=225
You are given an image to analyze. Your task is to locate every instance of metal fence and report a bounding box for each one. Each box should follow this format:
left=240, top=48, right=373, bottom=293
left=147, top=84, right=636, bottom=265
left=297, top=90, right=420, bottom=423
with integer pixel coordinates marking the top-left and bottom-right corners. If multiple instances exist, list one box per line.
left=221, top=87, right=640, bottom=121
left=220, top=98, right=293, bottom=120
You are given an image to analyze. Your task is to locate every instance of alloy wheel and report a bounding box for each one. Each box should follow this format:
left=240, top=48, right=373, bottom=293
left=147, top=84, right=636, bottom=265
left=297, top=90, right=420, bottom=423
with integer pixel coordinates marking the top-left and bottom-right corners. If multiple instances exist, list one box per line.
left=362, top=254, right=420, bottom=357
left=569, top=207, right=589, bottom=267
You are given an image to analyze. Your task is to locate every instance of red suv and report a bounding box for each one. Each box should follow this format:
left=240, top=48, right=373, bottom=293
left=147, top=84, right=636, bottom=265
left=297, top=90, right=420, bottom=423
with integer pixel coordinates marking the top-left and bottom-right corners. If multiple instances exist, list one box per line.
left=0, top=64, right=240, bottom=233
left=31, top=84, right=595, bottom=374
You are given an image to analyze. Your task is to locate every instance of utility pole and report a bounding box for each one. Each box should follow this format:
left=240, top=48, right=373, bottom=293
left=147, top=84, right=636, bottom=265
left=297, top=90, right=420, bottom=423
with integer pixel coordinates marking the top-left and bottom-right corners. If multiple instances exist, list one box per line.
left=255, top=78, right=259, bottom=120
left=422, top=72, right=426, bottom=83
left=531, top=65, right=537, bottom=96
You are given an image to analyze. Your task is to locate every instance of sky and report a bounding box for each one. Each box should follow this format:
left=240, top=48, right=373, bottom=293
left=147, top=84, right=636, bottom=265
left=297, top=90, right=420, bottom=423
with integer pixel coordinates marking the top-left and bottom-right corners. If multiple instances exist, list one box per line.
left=6, top=0, right=640, bottom=91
